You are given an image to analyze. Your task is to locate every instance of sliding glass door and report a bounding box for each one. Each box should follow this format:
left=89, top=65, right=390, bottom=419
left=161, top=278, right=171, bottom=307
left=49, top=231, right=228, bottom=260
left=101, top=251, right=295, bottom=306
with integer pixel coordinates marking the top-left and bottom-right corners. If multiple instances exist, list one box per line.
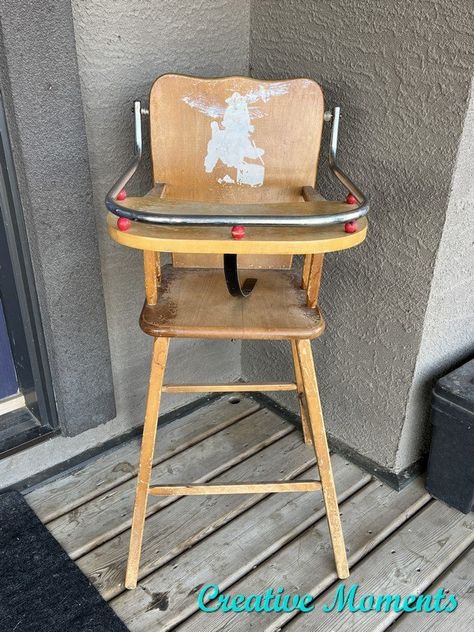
left=0, top=93, right=57, bottom=456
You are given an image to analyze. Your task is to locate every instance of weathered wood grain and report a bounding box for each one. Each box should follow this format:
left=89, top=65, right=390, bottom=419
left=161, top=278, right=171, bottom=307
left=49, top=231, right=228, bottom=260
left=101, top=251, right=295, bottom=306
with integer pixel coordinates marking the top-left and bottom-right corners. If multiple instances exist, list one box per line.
left=46, top=409, right=292, bottom=559
left=285, top=503, right=473, bottom=631
left=79, top=433, right=318, bottom=599
left=362, top=532, right=474, bottom=632
left=176, top=478, right=431, bottom=631
left=110, top=455, right=370, bottom=630
left=25, top=396, right=259, bottom=523
left=26, top=397, right=472, bottom=632
left=389, top=545, right=473, bottom=631
left=361, top=539, right=474, bottom=632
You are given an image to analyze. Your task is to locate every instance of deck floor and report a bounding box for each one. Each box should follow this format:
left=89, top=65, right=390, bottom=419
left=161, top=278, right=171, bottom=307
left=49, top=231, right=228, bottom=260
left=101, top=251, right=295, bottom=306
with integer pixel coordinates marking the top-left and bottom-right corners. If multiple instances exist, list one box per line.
left=24, top=396, right=473, bottom=631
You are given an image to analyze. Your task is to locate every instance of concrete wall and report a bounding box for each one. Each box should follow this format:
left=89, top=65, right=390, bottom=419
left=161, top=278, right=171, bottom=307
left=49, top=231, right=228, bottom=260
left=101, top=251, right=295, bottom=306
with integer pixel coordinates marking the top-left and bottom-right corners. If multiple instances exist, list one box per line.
left=1, top=0, right=472, bottom=488
left=71, top=0, right=250, bottom=421
left=0, top=0, right=115, bottom=435
left=0, top=0, right=250, bottom=488
left=245, top=0, right=474, bottom=477
left=397, top=79, right=474, bottom=470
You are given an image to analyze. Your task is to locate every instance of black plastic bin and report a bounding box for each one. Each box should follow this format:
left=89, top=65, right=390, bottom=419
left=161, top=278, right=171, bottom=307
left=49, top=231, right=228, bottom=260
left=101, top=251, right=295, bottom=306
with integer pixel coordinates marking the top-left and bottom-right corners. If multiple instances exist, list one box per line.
left=426, top=358, right=474, bottom=513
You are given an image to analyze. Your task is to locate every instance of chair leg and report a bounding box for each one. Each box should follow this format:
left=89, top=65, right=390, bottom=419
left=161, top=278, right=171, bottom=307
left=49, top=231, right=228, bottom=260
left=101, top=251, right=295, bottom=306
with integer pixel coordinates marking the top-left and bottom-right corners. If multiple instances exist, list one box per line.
left=295, top=339, right=349, bottom=579
left=290, top=340, right=312, bottom=445
left=125, top=336, right=169, bottom=589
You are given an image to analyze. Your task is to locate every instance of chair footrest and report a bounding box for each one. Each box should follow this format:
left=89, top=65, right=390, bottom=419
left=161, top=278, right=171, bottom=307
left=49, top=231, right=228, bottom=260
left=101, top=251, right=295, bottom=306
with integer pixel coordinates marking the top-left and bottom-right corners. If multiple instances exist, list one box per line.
left=162, top=383, right=297, bottom=393
left=148, top=480, right=321, bottom=496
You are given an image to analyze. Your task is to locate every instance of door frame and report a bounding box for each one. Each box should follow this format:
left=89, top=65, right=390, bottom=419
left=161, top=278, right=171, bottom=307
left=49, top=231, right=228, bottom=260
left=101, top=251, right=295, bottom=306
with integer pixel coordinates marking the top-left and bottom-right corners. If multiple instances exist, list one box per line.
left=0, top=92, right=58, bottom=454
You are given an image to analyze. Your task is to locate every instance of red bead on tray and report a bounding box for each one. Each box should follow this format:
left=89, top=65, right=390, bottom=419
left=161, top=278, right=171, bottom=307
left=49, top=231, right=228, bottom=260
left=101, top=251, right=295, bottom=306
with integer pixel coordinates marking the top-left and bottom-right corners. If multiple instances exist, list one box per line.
left=116, top=189, right=127, bottom=201
left=344, top=220, right=358, bottom=234
left=117, top=217, right=131, bottom=231
left=231, top=225, right=245, bottom=240
left=346, top=193, right=358, bottom=205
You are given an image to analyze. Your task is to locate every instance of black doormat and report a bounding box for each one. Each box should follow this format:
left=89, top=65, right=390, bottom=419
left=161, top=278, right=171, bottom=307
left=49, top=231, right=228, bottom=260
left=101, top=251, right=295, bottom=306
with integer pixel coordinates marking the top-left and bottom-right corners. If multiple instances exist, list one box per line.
left=0, top=491, right=129, bottom=632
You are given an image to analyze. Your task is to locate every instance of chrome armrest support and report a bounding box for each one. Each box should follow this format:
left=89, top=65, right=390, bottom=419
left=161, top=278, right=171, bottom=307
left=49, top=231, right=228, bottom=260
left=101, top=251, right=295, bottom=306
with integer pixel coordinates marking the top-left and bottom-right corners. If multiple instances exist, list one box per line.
left=105, top=102, right=369, bottom=227
left=105, top=100, right=144, bottom=212
left=327, top=106, right=368, bottom=211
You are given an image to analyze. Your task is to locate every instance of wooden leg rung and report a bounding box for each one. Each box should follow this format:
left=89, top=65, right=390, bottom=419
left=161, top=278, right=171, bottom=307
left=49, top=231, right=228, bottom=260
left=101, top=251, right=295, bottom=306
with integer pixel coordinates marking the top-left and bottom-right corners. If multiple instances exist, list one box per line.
left=148, top=480, right=322, bottom=496
left=162, top=383, right=297, bottom=393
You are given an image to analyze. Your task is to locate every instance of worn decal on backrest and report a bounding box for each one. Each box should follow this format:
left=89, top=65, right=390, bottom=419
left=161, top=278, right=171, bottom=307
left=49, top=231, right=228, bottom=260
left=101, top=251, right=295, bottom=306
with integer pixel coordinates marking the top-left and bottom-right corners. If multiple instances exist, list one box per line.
left=182, top=83, right=290, bottom=187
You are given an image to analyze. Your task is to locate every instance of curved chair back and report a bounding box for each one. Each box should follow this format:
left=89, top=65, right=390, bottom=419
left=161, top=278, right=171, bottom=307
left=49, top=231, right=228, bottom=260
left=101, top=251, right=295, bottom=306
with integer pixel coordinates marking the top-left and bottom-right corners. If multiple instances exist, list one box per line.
left=149, top=74, right=325, bottom=268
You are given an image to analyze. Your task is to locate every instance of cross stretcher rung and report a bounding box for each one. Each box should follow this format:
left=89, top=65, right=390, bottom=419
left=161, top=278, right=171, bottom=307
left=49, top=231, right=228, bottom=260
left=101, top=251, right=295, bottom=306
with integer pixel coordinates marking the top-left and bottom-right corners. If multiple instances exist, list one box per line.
left=161, top=383, right=297, bottom=393
left=148, top=480, right=322, bottom=496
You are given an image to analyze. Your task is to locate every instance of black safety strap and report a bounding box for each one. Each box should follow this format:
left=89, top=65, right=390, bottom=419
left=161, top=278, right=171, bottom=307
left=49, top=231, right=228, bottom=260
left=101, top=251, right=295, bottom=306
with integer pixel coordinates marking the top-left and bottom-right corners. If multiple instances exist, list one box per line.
left=223, top=254, right=257, bottom=298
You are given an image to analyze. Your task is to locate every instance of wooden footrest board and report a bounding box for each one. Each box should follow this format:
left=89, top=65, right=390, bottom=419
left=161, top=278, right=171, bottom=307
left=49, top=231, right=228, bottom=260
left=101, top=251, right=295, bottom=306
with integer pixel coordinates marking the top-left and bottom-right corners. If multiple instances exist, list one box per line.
left=148, top=480, right=322, bottom=496
left=162, top=383, right=297, bottom=393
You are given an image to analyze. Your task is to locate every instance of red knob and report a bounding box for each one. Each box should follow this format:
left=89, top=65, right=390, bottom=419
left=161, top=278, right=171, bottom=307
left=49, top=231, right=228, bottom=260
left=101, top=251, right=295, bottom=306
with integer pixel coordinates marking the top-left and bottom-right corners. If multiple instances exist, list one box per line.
left=231, top=225, right=245, bottom=240
left=116, top=189, right=127, bottom=201
left=344, top=220, right=358, bottom=234
left=346, top=193, right=358, bottom=205
left=117, top=217, right=131, bottom=231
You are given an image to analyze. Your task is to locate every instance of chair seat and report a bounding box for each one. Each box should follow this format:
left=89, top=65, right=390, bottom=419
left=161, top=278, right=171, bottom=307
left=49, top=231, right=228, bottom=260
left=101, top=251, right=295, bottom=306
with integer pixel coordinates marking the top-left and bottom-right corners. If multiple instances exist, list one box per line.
left=140, top=265, right=325, bottom=340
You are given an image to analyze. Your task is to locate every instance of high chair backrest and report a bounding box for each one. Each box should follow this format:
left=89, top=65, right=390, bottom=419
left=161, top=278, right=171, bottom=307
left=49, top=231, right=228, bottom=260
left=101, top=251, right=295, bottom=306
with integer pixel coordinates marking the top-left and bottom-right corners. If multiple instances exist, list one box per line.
left=149, top=74, right=325, bottom=268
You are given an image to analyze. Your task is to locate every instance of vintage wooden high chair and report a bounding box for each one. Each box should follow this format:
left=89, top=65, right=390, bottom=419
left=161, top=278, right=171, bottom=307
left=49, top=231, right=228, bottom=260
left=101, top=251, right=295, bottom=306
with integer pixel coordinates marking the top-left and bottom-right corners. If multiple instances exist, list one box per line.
left=106, top=74, right=369, bottom=590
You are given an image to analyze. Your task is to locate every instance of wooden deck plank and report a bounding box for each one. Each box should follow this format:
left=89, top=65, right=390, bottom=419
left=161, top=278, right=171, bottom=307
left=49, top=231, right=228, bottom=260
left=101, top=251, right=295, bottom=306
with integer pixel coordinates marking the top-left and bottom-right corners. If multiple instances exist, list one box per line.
left=25, top=396, right=259, bottom=522
left=25, top=397, right=472, bottom=632
left=174, top=478, right=431, bottom=631
left=80, top=433, right=318, bottom=599
left=45, top=409, right=292, bottom=559
left=388, top=545, right=474, bottom=632
left=110, top=455, right=370, bottom=630
left=285, top=502, right=474, bottom=631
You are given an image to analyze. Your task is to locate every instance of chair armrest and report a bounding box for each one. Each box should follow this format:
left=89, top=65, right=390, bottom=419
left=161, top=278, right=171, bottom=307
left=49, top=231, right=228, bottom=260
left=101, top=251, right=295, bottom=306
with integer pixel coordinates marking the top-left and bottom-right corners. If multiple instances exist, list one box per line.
left=105, top=102, right=369, bottom=228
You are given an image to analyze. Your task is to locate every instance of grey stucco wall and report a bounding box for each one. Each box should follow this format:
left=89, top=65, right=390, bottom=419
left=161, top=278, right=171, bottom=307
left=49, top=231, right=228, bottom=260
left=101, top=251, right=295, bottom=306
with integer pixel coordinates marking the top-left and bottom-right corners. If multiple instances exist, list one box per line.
left=0, top=0, right=250, bottom=487
left=246, top=0, right=474, bottom=472
left=71, top=0, right=250, bottom=423
left=1, top=0, right=471, bottom=489
left=397, top=78, right=474, bottom=469
left=0, top=0, right=115, bottom=435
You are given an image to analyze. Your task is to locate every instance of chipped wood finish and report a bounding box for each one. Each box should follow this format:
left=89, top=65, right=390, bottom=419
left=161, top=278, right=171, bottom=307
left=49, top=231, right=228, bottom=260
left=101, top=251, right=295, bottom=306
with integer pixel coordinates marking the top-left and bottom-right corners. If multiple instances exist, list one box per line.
left=105, top=75, right=370, bottom=601
left=143, top=184, right=165, bottom=304
left=139, top=267, right=325, bottom=340
left=302, top=187, right=326, bottom=306
left=149, top=75, right=325, bottom=269
left=306, top=254, right=324, bottom=308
